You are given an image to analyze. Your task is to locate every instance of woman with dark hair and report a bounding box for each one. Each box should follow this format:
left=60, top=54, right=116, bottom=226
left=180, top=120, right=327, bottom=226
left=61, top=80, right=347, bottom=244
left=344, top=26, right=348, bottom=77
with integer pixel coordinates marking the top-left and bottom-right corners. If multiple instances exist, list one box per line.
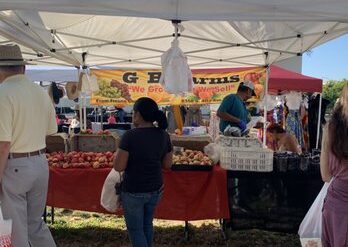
left=267, top=123, right=301, bottom=154
left=113, top=97, right=173, bottom=247
left=321, top=85, right=348, bottom=247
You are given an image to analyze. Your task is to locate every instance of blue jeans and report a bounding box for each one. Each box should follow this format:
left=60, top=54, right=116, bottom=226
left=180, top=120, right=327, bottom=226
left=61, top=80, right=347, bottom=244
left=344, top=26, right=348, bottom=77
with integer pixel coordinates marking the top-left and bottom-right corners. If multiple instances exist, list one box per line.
left=121, top=189, right=162, bottom=247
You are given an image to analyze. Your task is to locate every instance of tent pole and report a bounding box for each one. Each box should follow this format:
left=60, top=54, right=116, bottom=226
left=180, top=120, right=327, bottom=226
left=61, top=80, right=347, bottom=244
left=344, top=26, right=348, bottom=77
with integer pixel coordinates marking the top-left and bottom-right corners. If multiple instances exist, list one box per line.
left=263, top=66, right=270, bottom=147
left=100, top=106, right=103, bottom=125
left=83, top=95, right=87, bottom=131
left=185, top=43, right=298, bottom=56
left=190, top=60, right=262, bottom=67
left=117, top=43, right=164, bottom=53
left=316, top=93, right=323, bottom=149
left=55, top=42, right=114, bottom=51
left=56, top=31, right=171, bottom=45
left=79, top=99, right=83, bottom=131
left=92, top=60, right=161, bottom=67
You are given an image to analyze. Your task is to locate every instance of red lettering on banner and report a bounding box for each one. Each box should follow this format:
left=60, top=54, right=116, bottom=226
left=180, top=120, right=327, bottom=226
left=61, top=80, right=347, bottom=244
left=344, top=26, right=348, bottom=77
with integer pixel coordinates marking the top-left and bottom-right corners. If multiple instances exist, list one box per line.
left=129, top=85, right=145, bottom=93
left=148, top=85, right=164, bottom=93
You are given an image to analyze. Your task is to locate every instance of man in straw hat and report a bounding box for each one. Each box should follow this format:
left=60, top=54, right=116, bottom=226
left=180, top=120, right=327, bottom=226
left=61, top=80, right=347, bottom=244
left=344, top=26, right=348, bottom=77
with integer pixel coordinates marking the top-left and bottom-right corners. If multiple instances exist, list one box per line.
left=0, top=45, right=57, bottom=247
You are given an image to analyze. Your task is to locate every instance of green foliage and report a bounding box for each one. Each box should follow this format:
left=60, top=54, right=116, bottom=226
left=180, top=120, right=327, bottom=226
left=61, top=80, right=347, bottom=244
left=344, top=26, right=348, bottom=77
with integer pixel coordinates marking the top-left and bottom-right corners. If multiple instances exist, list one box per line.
left=323, top=79, right=348, bottom=110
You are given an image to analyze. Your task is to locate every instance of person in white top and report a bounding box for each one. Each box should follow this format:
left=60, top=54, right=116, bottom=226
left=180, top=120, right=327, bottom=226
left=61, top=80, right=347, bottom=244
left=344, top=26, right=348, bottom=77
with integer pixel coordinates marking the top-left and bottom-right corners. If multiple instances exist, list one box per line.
left=0, top=45, right=57, bottom=247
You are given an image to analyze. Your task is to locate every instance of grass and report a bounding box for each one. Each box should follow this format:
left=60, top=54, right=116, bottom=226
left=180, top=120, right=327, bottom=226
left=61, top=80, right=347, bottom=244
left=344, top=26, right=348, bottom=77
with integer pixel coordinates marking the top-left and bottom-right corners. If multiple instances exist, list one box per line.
left=48, top=209, right=301, bottom=247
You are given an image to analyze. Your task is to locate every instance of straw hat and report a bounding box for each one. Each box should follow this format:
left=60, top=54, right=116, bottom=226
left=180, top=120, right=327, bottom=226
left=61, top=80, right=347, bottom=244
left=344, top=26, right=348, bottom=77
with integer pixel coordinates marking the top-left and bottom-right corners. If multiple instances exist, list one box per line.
left=66, top=81, right=80, bottom=100
left=0, top=44, right=29, bottom=66
left=48, top=82, right=64, bottom=105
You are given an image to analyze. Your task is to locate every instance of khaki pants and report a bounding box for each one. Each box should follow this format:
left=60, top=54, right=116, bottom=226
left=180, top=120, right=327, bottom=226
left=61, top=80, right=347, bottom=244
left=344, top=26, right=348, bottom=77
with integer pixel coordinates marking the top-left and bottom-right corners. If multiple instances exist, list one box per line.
left=0, top=155, right=56, bottom=247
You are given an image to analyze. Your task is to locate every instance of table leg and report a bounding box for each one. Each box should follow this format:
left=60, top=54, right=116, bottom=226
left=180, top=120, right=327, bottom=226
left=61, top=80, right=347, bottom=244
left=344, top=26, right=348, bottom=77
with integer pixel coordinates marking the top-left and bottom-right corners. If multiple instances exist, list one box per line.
left=43, top=207, right=47, bottom=223
left=219, top=219, right=227, bottom=240
left=184, top=221, right=189, bottom=241
left=51, top=207, right=55, bottom=224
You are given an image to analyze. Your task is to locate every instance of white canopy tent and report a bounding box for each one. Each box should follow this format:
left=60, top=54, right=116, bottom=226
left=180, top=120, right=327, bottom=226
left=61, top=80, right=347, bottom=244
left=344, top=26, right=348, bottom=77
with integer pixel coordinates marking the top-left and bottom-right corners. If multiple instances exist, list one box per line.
left=0, top=1, right=347, bottom=68
left=0, top=0, right=345, bottom=143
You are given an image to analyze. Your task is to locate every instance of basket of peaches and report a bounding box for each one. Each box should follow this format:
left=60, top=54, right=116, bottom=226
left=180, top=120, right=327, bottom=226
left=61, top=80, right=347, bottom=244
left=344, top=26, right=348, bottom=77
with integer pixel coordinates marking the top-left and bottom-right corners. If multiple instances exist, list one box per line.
left=171, top=149, right=214, bottom=171
left=46, top=151, right=115, bottom=169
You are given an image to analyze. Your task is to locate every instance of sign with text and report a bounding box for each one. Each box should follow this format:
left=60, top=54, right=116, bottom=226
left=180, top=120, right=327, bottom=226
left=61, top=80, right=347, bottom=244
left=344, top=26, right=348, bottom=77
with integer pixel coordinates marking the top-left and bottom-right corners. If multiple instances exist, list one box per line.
left=90, top=67, right=266, bottom=106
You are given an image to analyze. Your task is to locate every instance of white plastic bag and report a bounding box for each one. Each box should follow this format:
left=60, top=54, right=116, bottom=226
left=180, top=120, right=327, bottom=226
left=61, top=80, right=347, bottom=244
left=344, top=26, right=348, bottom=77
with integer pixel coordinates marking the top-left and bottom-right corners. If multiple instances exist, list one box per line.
left=81, top=73, right=99, bottom=94
left=100, top=169, right=123, bottom=213
left=204, top=143, right=220, bottom=164
left=298, top=180, right=332, bottom=247
left=0, top=205, right=12, bottom=247
left=159, top=39, right=193, bottom=95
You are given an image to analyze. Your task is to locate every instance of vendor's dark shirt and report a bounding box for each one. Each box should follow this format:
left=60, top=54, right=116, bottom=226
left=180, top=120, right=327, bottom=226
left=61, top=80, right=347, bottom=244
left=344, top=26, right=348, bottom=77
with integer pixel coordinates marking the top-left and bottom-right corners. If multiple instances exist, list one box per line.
left=120, top=127, right=172, bottom=193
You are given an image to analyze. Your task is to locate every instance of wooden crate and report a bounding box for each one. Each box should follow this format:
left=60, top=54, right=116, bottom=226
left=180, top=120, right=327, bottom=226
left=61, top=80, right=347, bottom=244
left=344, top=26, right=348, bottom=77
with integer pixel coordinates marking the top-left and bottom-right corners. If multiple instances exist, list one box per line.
left=70, top=133, right=120, bottom=152
left=46, top=133, right=69, bottom=153
left=170, top=134, right=212, bottom=152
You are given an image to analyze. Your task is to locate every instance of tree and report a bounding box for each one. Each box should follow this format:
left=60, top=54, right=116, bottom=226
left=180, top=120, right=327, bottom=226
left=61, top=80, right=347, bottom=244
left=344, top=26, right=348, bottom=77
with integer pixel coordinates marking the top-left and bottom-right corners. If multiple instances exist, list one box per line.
left=323, top=79, right=348, bottom=110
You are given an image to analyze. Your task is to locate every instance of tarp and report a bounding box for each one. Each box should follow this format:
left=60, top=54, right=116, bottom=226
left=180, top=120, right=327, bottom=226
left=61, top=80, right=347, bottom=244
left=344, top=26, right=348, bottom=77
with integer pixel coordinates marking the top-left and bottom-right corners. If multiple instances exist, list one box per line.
left=0, top=4, right=347, bottom=68
left=268, top=66, right=323, bottom=93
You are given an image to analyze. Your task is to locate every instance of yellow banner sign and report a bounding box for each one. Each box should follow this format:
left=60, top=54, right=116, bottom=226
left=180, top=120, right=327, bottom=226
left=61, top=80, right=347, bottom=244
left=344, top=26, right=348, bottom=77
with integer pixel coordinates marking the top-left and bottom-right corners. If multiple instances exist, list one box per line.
left=90, top=67, right=266, bottom=106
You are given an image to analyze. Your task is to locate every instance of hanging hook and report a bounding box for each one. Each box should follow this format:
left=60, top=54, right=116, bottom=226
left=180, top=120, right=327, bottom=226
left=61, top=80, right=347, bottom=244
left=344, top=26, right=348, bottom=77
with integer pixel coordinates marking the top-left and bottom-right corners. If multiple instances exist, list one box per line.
left=171, top=20, right=182, bottom=40
left=82, top=52, right=87, bottom=69
left=51, top=29, right=56, bottom=44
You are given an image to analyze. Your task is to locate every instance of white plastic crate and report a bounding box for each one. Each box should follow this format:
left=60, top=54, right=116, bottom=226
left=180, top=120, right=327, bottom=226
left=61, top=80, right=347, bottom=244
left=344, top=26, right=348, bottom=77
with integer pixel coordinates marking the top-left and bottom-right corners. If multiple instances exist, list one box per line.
left=217, top=136, right=262, bottom=149
left=220, top=147, right=273, bottom=172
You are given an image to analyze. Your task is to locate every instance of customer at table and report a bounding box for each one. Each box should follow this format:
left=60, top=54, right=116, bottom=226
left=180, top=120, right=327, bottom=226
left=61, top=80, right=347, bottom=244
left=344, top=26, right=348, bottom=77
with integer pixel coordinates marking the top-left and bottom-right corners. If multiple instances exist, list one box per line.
left=69, top=109, right=92, bottom=133
left=113, top=97, right=173, bottom=247
left=117, top=107, right=126, bottom=122
left=0, top=45, right=57, bottom=247
left=267, top=123, right=301, bottom=154
left=107, top=112, right=117, bottom=124
left=321, top=85, right=348, bottom=247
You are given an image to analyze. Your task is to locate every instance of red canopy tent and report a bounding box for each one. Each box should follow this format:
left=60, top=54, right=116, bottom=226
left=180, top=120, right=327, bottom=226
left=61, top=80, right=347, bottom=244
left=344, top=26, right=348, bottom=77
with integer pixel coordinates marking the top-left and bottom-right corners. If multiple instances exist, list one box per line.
left=194, top=65, right=323, bottom=148
left=193, top=65, right=323, bottom=93
left=268, top=65, right=323, bottom=94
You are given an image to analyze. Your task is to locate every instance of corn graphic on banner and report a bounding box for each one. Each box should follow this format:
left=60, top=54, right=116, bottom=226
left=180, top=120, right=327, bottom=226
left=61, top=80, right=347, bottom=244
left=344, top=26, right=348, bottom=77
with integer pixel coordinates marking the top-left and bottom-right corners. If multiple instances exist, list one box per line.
left=90, top=67, right=266, bottom=106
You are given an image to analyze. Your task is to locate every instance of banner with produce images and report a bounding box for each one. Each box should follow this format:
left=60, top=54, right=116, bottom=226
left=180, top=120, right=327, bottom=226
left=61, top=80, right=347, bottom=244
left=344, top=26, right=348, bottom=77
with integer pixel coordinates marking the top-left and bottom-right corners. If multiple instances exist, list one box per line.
left=90, top=67, right=266, bottom=106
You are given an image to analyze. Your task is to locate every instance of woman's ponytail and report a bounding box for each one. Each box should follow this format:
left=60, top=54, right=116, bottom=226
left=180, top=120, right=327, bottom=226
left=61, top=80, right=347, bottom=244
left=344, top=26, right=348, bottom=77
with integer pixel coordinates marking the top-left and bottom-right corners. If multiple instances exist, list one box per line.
left=155, top=110, right=168, bottom=130
left=133, top=97, right=168, bottom=130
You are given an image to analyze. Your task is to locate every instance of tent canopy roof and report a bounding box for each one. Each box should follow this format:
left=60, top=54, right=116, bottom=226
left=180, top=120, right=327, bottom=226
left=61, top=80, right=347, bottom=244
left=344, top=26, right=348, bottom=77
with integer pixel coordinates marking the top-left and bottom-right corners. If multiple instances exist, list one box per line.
left=268, top=66, right=322, bottom=93
left=0, top=1, right=347, bottom=68
left=1, top=0, right=348, bottom=22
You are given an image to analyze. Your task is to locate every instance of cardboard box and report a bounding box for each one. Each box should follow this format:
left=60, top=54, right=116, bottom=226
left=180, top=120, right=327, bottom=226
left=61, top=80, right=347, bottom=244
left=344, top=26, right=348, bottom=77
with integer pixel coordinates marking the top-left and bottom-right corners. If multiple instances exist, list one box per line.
left=70, top=133, right=120, bottom=152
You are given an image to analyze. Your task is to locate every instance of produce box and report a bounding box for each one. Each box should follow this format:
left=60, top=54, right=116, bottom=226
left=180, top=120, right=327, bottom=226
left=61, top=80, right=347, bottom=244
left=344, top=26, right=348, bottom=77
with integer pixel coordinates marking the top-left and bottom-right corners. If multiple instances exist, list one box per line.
left=70, top=133, right=120, bottom=152
left=217, top=135, right=262, bottom=149
left=171, top=149, right=214, bottom=171
left=46, top=133, right=69, bottom=153
left=220, top=147, right=273, bottom=172
left=170, top=134, right=212, bottom=152
left=47, top=151, right=114, bottom=169
left=171, top=164, right=213, bottom=171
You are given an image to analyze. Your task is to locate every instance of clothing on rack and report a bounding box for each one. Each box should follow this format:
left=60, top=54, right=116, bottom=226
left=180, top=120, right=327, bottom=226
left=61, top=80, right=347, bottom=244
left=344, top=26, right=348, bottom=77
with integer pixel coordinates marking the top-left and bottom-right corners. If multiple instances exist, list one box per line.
left=184, top=106, right=203, bottom=127
left=285, top=91, right=302, bottom=110
left=308, top=94, right=330, bottom=151
left=285, top=110, right=305, bottom=149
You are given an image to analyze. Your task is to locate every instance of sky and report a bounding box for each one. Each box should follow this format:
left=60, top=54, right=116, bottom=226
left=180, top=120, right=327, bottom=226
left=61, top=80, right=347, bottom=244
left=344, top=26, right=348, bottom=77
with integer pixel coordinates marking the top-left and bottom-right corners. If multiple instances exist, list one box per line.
left=302, top=34, right=348, bottom=82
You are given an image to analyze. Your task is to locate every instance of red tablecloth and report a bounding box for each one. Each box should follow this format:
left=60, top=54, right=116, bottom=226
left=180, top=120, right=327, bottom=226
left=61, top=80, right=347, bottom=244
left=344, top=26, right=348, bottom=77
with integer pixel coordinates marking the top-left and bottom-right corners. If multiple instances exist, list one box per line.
left=47, top=166, right=229, bottom=221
